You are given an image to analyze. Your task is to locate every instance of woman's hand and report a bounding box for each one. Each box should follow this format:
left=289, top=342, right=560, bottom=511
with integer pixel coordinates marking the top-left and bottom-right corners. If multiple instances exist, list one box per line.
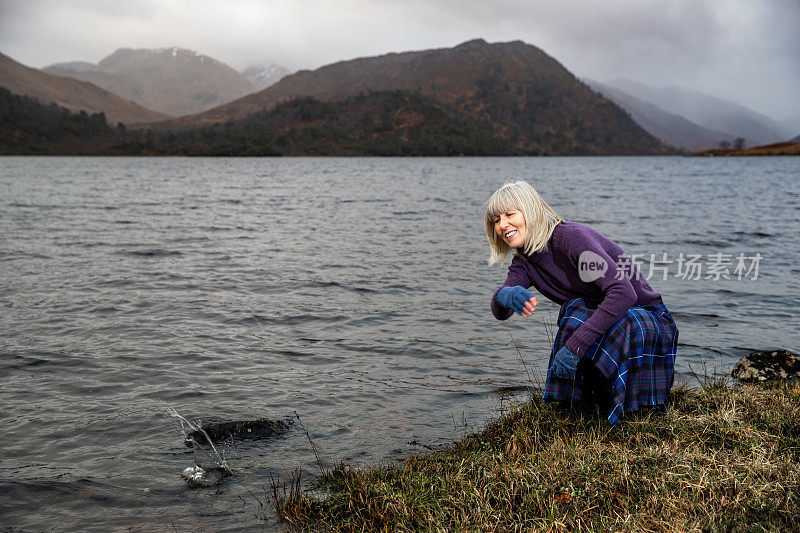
left=551, top=346, right=580, bottom=380
left=496, top=286, right=538, bottom=317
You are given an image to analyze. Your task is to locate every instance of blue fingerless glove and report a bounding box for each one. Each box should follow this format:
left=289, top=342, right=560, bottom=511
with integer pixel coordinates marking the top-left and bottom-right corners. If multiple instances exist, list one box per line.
left=551, top=346, right=581, bottom=380
left=496, top=286, right=534, bottom=314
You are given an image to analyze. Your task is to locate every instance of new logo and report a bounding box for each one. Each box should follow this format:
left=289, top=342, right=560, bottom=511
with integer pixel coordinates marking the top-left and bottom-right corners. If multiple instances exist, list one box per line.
left=578, top=250, right=608, bottom=282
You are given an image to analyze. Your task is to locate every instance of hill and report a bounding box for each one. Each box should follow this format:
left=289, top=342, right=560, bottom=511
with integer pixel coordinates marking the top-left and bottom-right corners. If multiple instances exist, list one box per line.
left=1, top=88, right=513, bottom=156
left=584, top=79, right=737, bottom=151
left=603, top=79, right=790, bottom=146
left=0, top=86, right=117, bottom=154
left=0, top=52, right=167, bottom=126
left=165, top=39, right=673, bottom=155
left=44, top=47, right=258, bottom=116
left=119, top=90, right=520, bottom=156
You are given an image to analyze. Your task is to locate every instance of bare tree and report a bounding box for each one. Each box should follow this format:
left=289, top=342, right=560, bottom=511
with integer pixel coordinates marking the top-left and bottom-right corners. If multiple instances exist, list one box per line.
left=734, top=137, right=746, bottom=150
left=719, top=140, right=731, bottom=150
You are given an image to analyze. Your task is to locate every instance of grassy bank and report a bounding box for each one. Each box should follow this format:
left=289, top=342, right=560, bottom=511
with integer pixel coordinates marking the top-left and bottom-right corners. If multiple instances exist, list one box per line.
left=273, top=382, right=799, bottom=531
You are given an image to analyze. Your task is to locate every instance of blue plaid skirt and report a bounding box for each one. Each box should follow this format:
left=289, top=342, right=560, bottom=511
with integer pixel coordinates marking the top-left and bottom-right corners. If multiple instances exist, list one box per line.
left=543, top=298, right=678, bottom=425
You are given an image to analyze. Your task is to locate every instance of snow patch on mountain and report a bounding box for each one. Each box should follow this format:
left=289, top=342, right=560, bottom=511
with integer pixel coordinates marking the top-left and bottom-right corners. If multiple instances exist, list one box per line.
left=241, top=64, right=291, bottom=89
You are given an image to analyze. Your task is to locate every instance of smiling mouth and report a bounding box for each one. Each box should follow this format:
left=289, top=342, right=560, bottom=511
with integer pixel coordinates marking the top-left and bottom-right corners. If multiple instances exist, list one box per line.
left=505, top=230, right=517, bottom=239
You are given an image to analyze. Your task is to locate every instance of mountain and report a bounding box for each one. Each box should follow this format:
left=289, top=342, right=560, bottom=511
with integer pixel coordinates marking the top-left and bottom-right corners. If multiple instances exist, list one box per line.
left=165, top=39, right=672, bottom=155
left=241, top=64, right=291, bottom=89
left=45, top=61, right=99, bottom=73
left=603, top=79, right=790, bottom=146
left=44, top=47, right=258, bottom=117
left=0, top=52, right=167, bottom=126
left=584, top=79, right=738, bottom=151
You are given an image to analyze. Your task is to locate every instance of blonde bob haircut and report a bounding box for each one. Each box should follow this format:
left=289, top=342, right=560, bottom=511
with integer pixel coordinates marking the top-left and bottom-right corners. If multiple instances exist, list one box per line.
left=485, top=180, right=563, bottom=265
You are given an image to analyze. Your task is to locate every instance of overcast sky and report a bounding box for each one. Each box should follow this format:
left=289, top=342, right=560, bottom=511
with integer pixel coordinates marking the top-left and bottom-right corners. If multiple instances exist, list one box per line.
left=1, top=0, right=798, bottom=121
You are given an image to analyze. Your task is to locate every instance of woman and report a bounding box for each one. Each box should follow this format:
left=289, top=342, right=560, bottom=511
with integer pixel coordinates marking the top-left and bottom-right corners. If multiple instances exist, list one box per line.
left=486, top=180, right=678, bottom=424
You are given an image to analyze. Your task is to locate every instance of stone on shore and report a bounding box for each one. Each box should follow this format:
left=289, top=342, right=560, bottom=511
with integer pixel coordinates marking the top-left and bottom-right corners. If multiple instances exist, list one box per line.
left=731, top=349, right=800, bottom=382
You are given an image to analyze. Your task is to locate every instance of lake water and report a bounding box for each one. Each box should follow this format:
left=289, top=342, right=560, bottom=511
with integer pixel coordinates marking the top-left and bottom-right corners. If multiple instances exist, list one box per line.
left=1, top=156, right=798, bottom=531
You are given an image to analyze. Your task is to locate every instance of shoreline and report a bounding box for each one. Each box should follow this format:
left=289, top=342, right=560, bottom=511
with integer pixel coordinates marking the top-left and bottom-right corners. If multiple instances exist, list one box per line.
left=692, top=140, right=800, bottom=156
left=273, top=381, right=799, bottom=531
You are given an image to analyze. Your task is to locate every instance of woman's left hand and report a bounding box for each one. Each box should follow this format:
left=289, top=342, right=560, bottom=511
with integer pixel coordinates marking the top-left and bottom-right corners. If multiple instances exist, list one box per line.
left=551, top=346, right=581, bottom=380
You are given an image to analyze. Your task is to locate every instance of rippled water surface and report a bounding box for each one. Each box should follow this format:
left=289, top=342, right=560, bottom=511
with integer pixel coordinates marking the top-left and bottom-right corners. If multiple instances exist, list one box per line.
left=1, top=156, right=798, bottom=531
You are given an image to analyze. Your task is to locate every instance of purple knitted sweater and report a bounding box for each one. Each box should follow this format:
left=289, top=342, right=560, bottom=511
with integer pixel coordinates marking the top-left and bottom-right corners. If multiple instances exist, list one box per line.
left=491, top=221, right=662, bottom=357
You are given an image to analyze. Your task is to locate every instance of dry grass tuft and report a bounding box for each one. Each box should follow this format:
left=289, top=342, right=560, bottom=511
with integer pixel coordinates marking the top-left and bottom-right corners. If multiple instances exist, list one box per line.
left=274, top=382, right=800, bottom=531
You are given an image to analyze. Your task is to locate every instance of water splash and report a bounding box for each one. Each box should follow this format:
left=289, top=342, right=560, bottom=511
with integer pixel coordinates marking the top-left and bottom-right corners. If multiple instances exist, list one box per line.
left=168, top=407, right=233, bottom=487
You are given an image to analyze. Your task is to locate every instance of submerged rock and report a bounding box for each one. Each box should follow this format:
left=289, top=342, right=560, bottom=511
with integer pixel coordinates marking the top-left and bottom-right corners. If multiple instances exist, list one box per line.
left=732, top=349, right=800, bottom=383
left=184, top=417, right=292, bottom=447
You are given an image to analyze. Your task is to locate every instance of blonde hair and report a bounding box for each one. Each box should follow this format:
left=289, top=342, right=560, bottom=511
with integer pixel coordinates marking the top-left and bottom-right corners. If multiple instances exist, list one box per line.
left=485, top=179, right=563, bottom=265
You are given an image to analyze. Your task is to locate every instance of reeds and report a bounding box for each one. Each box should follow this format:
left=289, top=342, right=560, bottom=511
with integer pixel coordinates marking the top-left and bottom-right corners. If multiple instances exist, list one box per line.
left=273, top=380, right=800, bottom=531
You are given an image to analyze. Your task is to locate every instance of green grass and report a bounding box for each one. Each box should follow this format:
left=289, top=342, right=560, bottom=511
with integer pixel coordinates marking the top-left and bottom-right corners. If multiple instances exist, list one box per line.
left=273, top=381, right=800, bottom=531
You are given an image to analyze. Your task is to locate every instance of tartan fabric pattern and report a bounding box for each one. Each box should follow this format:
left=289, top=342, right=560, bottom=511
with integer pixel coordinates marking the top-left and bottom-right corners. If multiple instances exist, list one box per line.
left=543, top=298, right=678, bottom=425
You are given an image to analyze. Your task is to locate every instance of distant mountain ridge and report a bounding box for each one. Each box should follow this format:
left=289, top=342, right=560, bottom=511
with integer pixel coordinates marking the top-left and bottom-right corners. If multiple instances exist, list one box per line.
left=44, top=47, right=258, bottom=116
left=602, top=79, right=790, bottom=145
left=0, top=52, right=167, bottom=125
left=584, top=79, right=738, bottom=151
left=166, top=39, right=672, bottom=155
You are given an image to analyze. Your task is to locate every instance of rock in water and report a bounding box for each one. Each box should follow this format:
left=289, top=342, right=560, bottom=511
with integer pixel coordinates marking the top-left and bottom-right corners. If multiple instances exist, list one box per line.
left=732, top=349, right=800, bottom=382
left=185, top=418, right=291, bottom=447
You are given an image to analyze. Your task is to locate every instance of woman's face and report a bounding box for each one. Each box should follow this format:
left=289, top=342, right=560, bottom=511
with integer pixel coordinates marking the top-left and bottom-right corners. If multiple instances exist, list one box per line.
left=493, top=209, right=527, bottom=249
